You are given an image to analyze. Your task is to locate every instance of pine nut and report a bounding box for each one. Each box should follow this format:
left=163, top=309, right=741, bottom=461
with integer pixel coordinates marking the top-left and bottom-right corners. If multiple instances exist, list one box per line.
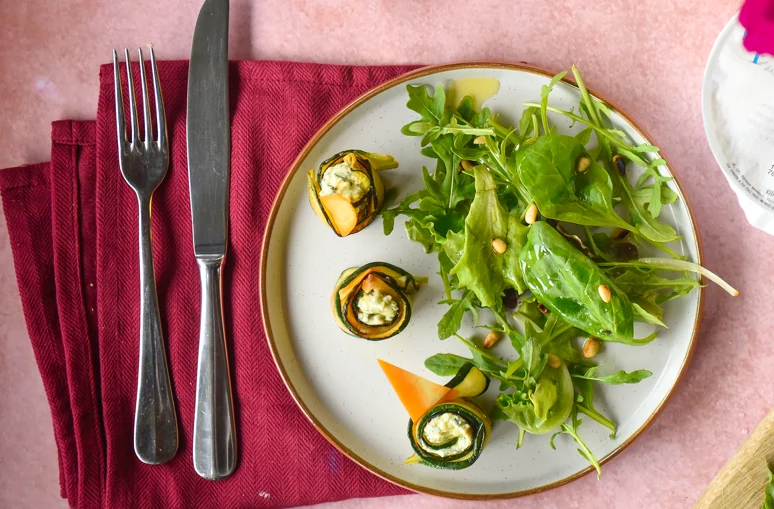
left=547, top=354, right=561, bottom=368
left=598, top=284, right=612, bottom=303
left=473, top=136, right=487, bottom=144
left=484, top=331, right=500, bottom=349
left=461, top=160, right=475, bottom=172
left=492, top=238, right=507, bottom=254
left=577, top=156, right=590, bottom=173
left=525, top=202, right=538, bottom=225
left=583, top=338, right=600, bottom=358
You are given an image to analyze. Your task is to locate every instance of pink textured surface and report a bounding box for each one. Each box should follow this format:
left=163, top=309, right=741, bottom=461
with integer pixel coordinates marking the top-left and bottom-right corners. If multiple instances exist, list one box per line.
left=0, top=1, right=761, bottom=508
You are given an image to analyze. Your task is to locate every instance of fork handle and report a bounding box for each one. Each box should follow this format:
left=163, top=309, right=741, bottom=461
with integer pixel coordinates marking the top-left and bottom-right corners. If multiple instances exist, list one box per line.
left=134, top=196, right=178, bottom=464
left=193, top=256, right=237, bottom=480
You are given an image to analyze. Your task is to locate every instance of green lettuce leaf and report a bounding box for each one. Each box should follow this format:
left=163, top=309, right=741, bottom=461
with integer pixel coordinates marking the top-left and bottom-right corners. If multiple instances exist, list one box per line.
left=450, top=166, right=528, bottom=307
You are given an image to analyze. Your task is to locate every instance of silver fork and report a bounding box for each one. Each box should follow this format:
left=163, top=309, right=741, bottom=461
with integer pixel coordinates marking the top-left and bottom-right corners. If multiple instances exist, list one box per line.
left=113, top=47, right=178, bottom=464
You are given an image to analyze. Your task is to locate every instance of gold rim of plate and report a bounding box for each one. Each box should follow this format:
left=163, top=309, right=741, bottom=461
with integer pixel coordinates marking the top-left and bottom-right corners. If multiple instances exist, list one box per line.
left=259, top=61, right=705, bottom=500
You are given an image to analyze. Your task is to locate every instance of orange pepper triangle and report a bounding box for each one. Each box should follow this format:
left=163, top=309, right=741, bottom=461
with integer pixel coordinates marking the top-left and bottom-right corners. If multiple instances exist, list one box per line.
left=378, top=359, right=458, bottom=422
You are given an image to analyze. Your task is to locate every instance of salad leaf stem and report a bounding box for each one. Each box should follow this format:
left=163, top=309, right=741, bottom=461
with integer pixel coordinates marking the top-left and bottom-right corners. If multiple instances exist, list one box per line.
left=636, top=234, right=684, bottom=260
left=599, top=258, right=739, bottom=296
left=582, top=225, right=606, bottom=259
left=522, top=103, right=643, bottom=161
left=439, top=258, right=454, bottom=301
left=571, top=65, right=602, bottom=127
left=455, top=334, right=508, bottom=366
left=576, top=403, right=616, bottom=435
left=550, top=408, right=602, bottom=479
left=492, top=307, right=515, bottom=334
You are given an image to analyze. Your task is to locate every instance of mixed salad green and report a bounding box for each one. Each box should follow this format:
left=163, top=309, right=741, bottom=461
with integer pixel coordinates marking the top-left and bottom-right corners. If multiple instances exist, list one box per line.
left=381, top=65, right=737, bottom=476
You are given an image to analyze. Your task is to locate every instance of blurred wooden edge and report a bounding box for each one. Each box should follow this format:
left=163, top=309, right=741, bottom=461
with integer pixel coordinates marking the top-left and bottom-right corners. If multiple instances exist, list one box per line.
left=695, top=408, right=774, bottom=508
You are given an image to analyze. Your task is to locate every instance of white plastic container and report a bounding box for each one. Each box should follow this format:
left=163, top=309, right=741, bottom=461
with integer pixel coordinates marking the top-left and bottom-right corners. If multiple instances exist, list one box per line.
left=702, top=13, right=774, bottom=235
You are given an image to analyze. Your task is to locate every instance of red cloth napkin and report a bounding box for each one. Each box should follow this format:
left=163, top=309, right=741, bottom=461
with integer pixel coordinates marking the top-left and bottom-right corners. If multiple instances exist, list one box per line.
left=0, top=61, right=419, bottom=509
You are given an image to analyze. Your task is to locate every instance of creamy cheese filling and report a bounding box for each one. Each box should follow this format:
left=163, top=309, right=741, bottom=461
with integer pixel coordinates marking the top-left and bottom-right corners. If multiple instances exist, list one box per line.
left=421, top=412, right=473, bottom=458
left=356, top=289, right=399, bottom=326
left=319, top=162, right=370, bottom=202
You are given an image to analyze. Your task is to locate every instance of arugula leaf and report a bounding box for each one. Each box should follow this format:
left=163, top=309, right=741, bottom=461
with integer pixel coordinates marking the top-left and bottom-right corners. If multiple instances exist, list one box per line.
left=572, top=366, right=652, bottom=385
left=631, top=184, right=678, bottom=208
left=403, top=84, right=445, bottom=130
left=540, top=71, right=568, bottom=133
left=514, top=135, right=633, bottom=230
left=456, top=335, right=507, bottom=374
left=632, top=302, right=667, bottom=328
left=437, top=290, right=475, bottom=339
left=519, top=106, right=540, bottom=141
left=508, top=330, right=527, bottom=351
left=575, top=127, right=593, bottom=145
left=635, top=158, right=672, bottom=218
left=574, top=373, right=616, bottom=437
left=424, top=353, right=472, bottom=376
left=450, top=166, right=527, bottom=307
left=471, top=348, right=505, bottom=373
left=615, top=168, right=680, bottom=243
left=550, top=406, right=602, bottom=479
left=457, top=96, right=475, bottom=121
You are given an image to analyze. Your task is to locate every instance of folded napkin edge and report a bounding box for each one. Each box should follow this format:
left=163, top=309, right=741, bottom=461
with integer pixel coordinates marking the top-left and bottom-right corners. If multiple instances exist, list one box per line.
left=0, top=162, right=49, bottom=191
left=52, top=120, right=96, bottom=146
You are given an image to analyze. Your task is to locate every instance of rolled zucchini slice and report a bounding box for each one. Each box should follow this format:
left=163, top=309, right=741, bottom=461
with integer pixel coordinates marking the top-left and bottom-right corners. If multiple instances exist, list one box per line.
left=307, top=150, right=397, bottom=237
left=331, top=262, right=426, bottom=340
left=406, top=399, right=491, bottom=470
left=446, top=363, right=490, bottom=398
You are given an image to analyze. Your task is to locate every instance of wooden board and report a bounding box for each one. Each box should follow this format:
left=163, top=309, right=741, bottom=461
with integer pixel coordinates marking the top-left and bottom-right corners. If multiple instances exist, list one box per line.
left=696, top=408, right=774, bottom=508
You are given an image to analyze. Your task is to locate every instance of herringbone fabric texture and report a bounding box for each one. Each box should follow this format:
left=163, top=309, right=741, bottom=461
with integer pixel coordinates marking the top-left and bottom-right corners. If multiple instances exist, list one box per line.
left=0, top=60, right=418, bottom=509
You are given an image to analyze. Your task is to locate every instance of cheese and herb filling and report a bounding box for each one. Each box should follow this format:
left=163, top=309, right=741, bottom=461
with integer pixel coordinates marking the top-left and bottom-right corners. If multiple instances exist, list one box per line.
left=356, top=289, right=399, bottom=326
left=419, top=412, right=474, bottom=458
left=319, top=162, right=371, bottom=202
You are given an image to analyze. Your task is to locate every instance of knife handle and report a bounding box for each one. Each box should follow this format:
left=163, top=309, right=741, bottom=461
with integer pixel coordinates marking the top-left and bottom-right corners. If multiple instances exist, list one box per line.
left=193, top=256, right=237, bottom=480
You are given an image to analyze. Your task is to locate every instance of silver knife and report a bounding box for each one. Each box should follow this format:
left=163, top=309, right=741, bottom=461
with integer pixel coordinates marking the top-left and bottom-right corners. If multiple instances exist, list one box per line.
left=187, top=0, right=236, bottom=481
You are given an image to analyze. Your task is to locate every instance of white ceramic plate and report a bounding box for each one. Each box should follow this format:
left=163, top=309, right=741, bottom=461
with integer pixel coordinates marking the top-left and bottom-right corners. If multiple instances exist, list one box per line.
left=261, top=63, right=702, bottom=499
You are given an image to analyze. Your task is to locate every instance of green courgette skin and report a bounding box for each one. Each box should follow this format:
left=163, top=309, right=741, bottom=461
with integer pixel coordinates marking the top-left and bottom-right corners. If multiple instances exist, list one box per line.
left=445, top=362, right=490, bottom=397
left=309, top=150, right=397, bottom=237
left=407, top=401, right=489, bottom=470
left=332, top=262, right=422, bottom=341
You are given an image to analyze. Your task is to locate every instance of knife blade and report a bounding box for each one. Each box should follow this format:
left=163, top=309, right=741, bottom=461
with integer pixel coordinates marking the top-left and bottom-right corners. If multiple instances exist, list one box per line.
left=187, top=0, right=237, bottom=481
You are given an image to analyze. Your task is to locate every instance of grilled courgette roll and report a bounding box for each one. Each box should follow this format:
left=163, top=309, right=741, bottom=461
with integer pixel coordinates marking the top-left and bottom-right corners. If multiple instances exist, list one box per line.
left=307, top=150, right=397, bottom=237
left=379, top=360, right=492, bottom=470
left=407, top=398, right=491, bottom=470
left=331, top=262, right=426, bottom=340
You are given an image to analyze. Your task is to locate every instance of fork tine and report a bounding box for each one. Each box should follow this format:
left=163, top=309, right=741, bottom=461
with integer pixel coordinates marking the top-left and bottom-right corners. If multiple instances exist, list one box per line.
left=149, top=46, right=166, bottom=148
left=112, top=49, right=126, bottom=147
left=124, top=48, right=140, bottom=145
left=137, top=48, right=152, bottom=146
